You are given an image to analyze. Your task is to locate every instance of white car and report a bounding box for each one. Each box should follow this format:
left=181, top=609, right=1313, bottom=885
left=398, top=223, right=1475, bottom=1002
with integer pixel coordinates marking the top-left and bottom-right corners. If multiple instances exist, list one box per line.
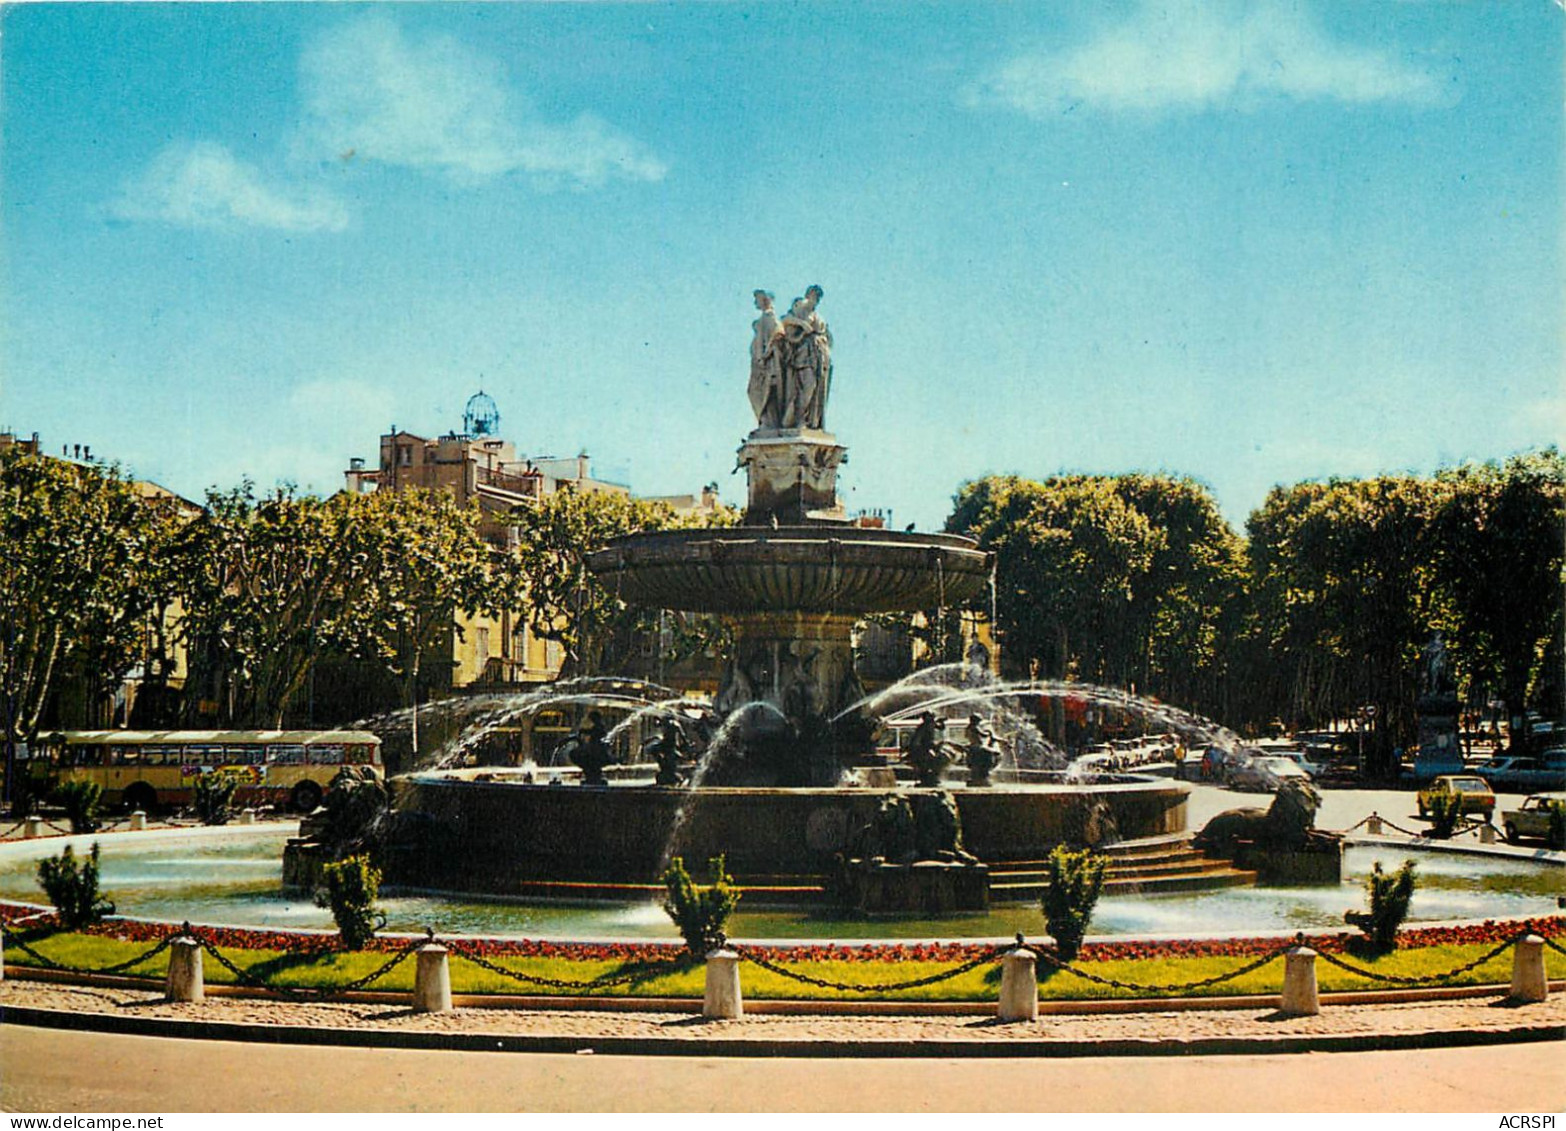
left=1227, top=755, right=1313, bottom=792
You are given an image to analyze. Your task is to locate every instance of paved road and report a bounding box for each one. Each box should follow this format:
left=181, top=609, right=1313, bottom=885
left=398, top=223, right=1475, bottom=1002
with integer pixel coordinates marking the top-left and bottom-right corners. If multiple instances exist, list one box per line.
left=3, top=1025, right=1563, bottom=1112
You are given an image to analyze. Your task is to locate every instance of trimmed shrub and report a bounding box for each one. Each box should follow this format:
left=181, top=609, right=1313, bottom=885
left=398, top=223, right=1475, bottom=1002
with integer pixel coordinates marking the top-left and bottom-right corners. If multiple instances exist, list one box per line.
left=314, top=854, right=384, bottom=949
left=193, top=773, right=239, bottom=826
left=37, top=842, right=115, bottom=928
left=51, top=779, right=103, bottom=834
left=661, top=854, right=740, bottom=958
left=1042, top=845, right=1107, bottom=962
left=1425, top=791, right=1463, bottom=839
left=1345, top=859, right=1417, bottom=952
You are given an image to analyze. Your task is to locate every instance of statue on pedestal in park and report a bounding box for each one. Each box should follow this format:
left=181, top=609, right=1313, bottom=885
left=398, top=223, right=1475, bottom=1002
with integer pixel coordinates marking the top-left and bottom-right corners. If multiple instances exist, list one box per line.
left=748, top=284, right=833, bottom=430
left=1422, top=632, right=1454, bottom=698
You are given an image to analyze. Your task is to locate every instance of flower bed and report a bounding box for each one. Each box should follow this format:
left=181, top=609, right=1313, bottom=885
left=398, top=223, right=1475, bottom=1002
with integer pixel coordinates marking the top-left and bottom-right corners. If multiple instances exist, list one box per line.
left=6, top=899, right=1561, bottom=965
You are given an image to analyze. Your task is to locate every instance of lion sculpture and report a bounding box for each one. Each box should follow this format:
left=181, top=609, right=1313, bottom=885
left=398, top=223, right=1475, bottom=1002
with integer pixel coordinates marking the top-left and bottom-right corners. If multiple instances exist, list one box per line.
left=1193, top=777, right=1323, bottom=858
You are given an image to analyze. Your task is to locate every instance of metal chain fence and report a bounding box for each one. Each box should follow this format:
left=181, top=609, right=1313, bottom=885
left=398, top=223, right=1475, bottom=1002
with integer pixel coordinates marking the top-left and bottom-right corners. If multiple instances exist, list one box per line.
left=1031, top=942, right=1292, bottom=994
left=1310, top=933, right=1523, bottom=986
left=443, top=937, right=685, bottom=991
left=1, top=920, right=175, bottom=976
left=733, top=944, right=1011, bottom=993
left=4, top=914, right=1560, bottom=1003
left=1365, top=813, right=1495, bottom=840
left=190, top=926, right=422, bottom=1002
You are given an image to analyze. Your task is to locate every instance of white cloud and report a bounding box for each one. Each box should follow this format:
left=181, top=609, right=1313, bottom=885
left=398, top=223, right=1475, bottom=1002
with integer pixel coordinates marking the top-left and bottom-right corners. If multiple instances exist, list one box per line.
left=109, top=141, right=350, bottom=232
left=298, top=16, right=666, bottom=188
left=288, top=377, right=396, bottom=429
left=970, top=0, right=1442, bottom=117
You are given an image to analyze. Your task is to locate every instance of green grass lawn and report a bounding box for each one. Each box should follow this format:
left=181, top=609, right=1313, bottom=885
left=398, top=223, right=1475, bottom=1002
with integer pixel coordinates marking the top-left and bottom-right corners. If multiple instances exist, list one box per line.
left=7, top=929, right=1564, bottom=1003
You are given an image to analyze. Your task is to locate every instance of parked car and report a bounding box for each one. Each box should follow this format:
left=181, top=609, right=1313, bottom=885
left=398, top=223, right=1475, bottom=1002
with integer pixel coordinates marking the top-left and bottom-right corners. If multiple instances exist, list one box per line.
left=1416, top=774, right=1496, bottom=820
left=1273, top=750, right=1325, bottom=778
left=1227, top=755, right=1312, bottom=792
left=1475, top=749, right=1566, bottom=793
left=1500, top=793, right=1566, bottom=846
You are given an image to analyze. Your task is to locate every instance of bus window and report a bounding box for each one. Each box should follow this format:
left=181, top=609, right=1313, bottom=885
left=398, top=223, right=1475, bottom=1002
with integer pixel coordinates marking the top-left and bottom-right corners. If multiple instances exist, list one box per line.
left=273, top=745, right=306, bottom=765
left=345, top=745, right=372, bottom=765
left=310, top=744, right=344, bottom=765
left=226, top=745, right=263, bottom=765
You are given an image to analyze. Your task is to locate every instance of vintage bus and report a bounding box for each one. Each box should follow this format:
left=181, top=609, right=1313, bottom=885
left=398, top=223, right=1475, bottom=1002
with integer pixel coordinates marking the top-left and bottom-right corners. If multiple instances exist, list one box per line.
left=29, top=729, right=383, bottom=814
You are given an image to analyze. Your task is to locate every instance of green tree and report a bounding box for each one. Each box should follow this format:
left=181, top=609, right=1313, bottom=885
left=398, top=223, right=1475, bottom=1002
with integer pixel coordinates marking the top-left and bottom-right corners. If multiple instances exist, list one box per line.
left=0, top=448, right=165, bottom=810
left=174, top=484, right=379, bottom=728
left=1430, top=451, right=1565, bottom=748
left=330, top=488, right=492, bottom=753
left=497, top=488, right=730, bottom=677
left=946, top=474, right=1241, bottom=719
left=1109, top=474, right=1248, bottom=720
left=1245, top=476, right=1441, bottom=776
left=948, top=475, right=1162, bottom=685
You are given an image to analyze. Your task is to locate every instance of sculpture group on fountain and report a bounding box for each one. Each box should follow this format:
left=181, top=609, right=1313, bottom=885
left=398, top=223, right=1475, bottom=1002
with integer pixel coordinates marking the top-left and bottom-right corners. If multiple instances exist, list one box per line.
left=748, top=285, right=833, bottom=431
left=904, top=709, right=1009, bottom=789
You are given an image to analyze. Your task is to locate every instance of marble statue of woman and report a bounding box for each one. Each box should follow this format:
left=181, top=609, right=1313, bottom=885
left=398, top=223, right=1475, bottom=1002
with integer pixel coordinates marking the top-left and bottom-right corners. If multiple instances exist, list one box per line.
left=778, top=285, right=832, bottom=429
left=747, top=290, right=784, bottom=428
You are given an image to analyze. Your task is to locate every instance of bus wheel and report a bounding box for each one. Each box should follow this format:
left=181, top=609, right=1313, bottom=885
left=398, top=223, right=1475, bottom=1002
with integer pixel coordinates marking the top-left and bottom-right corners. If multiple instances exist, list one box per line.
left=123, top=783, right=158, bottom=816
left=291, top=781, right=323, bottom=813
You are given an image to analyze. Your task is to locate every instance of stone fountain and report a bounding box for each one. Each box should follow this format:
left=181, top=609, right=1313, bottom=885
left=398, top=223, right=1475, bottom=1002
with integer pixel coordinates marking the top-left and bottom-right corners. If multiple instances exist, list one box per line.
left=586, top=284, right=990, bottom=785
left=386, top=286, right=1192, bottom=901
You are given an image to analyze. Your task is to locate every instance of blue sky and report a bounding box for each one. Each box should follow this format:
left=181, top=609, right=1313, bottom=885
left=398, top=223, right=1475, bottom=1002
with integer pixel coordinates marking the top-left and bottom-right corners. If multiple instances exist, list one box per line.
left=2, top=1, right=1560, bottom=530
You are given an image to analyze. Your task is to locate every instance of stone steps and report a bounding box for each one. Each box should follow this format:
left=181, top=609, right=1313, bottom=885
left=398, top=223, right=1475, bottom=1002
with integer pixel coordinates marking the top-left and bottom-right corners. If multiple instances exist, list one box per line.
left=984, top=835, right=1260, bottom=902
left=988, top=866, right=1259, bottom=903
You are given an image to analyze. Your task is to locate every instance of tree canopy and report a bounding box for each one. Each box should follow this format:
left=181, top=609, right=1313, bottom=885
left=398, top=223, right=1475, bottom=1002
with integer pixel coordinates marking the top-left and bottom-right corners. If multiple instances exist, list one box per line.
left=948, top=454, right=1564, bottom=772
left=0, top=447, right=175, bottom=802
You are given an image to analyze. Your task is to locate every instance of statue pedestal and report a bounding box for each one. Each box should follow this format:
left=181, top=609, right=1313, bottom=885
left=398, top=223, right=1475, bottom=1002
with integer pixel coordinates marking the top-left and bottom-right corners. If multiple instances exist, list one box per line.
left=1417, top=692, right=1461, bottom=761
left=833, top=857, right=990, bottom=914
left=1234, top=835, right=1344, bottom=885
left=737, top=429, right=847, bottom=524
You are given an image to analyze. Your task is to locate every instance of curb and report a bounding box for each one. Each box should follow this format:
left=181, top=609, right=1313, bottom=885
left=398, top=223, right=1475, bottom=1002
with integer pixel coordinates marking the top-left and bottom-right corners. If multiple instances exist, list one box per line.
left=4, top=1002, right=1563, bottom=1059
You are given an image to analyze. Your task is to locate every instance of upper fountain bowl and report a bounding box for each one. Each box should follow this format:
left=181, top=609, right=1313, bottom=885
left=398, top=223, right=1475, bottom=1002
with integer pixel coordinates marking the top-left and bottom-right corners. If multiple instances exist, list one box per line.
left=585, top=526, right=991, bottom=614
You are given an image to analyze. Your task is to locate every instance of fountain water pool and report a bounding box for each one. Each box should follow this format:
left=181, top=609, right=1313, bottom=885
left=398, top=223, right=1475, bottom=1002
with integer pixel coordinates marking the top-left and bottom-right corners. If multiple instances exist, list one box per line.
left=1, top=826, right=1559, bottom=941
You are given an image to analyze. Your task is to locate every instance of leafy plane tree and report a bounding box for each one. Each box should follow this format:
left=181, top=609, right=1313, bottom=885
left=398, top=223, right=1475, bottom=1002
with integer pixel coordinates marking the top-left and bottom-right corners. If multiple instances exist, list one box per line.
left=330, top=488, right=492, bottom=754
left=495, top=487, right=735, bottom=679
left=0, top=448, right=175, bottom=812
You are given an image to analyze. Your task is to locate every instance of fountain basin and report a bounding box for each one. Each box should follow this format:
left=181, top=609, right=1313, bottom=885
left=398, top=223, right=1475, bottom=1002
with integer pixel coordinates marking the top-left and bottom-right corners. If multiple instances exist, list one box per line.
left=3, top=828, right=1560, bottom=941
left=585, top=527, right=991, bottom=614
left=385, top=772, right=1188, bottom=895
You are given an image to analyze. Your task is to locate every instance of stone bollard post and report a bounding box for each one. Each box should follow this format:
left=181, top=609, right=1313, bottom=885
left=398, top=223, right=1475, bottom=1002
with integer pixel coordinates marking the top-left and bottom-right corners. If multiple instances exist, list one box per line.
left=1366, top=814, right=1384, bottom=836
left=165, top=936, right=205, bottom=1003
left=703, top=948, right=743, bottom=1019
left=238, top=808, right=256, bottom=826
left=997, top=946, right=1038, bottom=1022
left=128, top=811, right=147, bottom=832
left=22, top=817, right=41, bottom=839
left=1509, top=935, right=1548, bottom=1004
left=1479, top=823, right=1497, bottom=844
left=412, top=942, right=452, bottom=1013
left=1280, top=946, right=1320, bottom=1016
